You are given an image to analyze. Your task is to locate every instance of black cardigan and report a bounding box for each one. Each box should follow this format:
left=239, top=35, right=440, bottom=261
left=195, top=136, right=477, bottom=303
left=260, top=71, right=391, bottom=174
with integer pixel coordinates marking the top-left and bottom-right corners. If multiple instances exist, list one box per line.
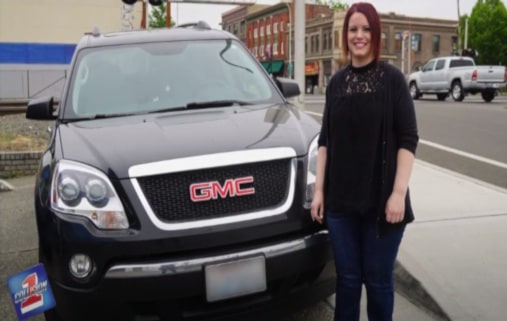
left=319, top=61, right=419, bottom=237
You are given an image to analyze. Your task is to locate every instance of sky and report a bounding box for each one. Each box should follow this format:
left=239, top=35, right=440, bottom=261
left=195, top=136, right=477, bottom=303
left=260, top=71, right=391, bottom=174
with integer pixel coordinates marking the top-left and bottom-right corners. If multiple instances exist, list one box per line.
left=167, top=0, right=502, bottom=29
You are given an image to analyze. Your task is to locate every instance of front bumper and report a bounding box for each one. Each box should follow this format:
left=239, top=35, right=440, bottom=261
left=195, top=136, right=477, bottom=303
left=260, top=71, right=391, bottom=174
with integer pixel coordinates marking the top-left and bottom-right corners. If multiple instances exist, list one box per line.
left=49, top=230, right=335, bottom=321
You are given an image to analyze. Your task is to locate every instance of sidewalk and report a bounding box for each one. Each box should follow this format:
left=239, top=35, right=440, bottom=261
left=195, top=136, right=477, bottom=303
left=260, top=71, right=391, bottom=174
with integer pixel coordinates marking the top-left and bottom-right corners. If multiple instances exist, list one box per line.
left=396, top=160, right=507, bottom=321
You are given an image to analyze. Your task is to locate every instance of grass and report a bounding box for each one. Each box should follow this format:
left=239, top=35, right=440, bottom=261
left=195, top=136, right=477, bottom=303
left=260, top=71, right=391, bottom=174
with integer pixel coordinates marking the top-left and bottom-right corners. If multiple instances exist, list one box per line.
left=0, top=132, right=47, bottom=151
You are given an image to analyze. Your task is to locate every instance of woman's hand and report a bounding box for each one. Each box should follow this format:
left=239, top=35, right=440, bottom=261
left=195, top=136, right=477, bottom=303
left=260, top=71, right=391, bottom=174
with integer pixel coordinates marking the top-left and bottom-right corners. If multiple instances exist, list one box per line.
left=385, top=191, right=405, bottom=223
left=311, top=190, right=325, bottom=224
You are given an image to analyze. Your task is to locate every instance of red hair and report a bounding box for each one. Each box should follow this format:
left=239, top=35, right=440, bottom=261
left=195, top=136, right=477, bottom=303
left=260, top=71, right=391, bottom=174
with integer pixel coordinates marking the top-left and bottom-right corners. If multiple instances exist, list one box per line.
left=341, top=2, right=381, bottom=63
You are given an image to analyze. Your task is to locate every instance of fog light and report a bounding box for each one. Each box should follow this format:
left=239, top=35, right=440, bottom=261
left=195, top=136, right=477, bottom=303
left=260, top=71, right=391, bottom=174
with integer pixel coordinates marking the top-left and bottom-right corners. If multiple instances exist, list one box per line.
left=69, top=254, right=92, bottom=278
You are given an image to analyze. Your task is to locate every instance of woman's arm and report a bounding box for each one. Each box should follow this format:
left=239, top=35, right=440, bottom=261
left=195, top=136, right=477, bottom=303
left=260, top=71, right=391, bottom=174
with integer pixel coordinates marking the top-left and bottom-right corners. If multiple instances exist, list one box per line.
left=385, top=148, right=415, bottom=223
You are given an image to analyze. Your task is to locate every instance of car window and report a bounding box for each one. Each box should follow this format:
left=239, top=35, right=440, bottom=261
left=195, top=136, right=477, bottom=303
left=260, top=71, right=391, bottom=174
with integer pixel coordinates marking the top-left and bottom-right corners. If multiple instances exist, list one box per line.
left=449, top=59, right=474, bottom=68
left=422, top=60, right=436, bottom=72
left=67, top=39, right=281, bottom=118
left=435, top=59, right=446, bottom=70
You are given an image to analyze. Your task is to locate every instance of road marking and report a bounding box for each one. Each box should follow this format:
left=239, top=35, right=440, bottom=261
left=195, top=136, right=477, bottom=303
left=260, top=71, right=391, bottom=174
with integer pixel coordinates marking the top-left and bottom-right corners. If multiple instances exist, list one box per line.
left=304, top=111, right=507, bottom=170
left=419, top=139, right=507, bottom=170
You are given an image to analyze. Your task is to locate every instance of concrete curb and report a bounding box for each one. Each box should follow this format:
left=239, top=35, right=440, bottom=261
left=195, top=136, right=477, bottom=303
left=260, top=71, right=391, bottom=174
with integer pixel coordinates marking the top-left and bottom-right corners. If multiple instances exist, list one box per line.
left=0, top=179, right=14, bottom=192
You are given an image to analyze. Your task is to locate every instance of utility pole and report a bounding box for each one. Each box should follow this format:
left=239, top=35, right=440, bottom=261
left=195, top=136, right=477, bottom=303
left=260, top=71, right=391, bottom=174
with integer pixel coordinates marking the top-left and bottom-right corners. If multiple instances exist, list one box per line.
left=457, top=0, right=462, bottom=54
left=167, top=1, right=171, bottom=27
left=294, top=0, right=305, bottom=109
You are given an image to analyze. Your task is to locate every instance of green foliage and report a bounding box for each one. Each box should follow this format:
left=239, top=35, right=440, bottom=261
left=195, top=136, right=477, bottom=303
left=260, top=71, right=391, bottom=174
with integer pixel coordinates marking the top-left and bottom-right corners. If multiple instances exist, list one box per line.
left=149, top=3, right=175, bottom=28
left=315, top=0, right=349, bottom=10
left=467, top=0, right=507, bottom=65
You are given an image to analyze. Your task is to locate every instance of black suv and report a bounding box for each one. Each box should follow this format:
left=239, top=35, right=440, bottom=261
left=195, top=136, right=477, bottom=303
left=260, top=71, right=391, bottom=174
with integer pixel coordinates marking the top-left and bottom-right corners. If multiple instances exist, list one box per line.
left=26, top=21, right=335, bottom=321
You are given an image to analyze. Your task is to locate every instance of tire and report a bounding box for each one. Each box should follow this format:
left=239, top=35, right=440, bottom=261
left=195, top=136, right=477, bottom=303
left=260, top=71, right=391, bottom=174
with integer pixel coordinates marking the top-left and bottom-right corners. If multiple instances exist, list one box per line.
left=481, top=90, right=495, bottom=103
left=451, top=80, right=464, bottom=101
left=436, top=93, right=447, bottom=101
left=409, top=82, right=420, bottom=100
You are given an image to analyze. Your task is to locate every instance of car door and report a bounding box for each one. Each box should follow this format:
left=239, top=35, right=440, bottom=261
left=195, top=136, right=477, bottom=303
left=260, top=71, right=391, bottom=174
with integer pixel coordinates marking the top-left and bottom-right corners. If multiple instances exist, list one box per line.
left=431, top=59, right=447, bottom=90
left=419, top=59, right=436, bottom=90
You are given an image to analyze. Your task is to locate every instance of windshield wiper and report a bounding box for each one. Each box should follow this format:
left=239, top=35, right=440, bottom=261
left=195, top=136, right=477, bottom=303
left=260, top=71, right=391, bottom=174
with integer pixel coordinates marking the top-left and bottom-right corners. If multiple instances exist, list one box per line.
left=186, top=100, right=252, bottom=109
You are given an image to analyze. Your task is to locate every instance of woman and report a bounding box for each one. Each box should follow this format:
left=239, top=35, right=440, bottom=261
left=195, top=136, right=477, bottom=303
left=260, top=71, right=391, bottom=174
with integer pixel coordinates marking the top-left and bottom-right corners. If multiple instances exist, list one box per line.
left=310, top=2, right=419, bottom=321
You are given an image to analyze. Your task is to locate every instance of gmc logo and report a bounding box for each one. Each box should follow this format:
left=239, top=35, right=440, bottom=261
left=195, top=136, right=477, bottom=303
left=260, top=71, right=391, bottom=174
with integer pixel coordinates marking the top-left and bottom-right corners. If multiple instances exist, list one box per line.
left=189, top=176, right=255, bottom=202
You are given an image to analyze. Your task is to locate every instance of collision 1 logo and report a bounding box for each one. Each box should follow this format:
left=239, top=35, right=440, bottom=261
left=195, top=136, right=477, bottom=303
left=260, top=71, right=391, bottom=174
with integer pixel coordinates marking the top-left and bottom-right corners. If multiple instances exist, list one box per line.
left=7, top=263, right=56, bottom=320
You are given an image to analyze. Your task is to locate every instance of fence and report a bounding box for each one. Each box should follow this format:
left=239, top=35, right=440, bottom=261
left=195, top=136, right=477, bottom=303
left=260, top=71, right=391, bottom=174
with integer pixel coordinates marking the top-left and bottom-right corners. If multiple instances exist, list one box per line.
left=0, top=65, right=67, bottom=102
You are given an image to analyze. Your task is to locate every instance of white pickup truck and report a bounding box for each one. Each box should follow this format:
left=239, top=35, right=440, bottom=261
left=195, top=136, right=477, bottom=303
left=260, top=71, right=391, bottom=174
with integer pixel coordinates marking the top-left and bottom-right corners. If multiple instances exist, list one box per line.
left=408, top=56, right=507, bottom=102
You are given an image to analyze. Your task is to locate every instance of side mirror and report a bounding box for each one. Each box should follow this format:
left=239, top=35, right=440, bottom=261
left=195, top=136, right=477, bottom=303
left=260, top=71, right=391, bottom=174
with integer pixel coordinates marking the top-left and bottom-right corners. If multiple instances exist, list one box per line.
left=26, top=96, right=57, bottom=120
left=275, top=77, right=300, bottom=98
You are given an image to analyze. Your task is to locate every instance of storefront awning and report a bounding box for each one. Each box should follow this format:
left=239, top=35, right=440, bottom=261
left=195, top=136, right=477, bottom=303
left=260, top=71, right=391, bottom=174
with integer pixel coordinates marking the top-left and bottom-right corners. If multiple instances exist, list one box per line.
left=261, top=60, right=284, bottom=74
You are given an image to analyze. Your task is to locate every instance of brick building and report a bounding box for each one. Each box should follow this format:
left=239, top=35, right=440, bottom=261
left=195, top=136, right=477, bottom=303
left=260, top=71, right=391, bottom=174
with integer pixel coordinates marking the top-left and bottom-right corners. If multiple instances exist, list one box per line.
left=222, top=1, right=457, bottom=94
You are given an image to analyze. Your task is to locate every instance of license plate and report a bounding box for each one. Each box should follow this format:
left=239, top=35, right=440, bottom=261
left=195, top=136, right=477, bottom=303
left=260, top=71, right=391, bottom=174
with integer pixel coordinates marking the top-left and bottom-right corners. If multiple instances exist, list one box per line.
left=205, top=256, right=266, bottom=302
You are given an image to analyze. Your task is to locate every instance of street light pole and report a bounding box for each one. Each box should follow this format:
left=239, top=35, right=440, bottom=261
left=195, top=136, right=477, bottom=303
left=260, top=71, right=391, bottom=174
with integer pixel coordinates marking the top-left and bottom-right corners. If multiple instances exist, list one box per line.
left=282, top=0, right=292, bottom=78
left=287, top=2, right=292, bottom=78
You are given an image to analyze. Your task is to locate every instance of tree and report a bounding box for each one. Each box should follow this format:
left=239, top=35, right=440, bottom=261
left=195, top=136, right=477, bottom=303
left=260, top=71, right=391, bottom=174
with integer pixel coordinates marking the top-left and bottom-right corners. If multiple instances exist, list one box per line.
left=467, top=0, right=507, bottom=65
left=315, top=0, right=349, bottom=10
left=149, top=3, right=175, bottom=28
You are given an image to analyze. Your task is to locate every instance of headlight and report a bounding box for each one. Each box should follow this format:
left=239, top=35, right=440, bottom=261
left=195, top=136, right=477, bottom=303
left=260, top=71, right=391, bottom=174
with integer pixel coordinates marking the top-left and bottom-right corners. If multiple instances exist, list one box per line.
left=51, top=160, right=129, bottom=230
left=58, top=176, right=81, bottom=206
left=304, top=135, right=319, bottom=209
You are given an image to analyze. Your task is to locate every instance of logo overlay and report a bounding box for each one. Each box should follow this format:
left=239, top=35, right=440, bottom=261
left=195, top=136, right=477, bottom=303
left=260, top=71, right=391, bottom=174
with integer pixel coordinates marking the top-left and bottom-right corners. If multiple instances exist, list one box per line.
left=7, top=264, right=56, bottom=320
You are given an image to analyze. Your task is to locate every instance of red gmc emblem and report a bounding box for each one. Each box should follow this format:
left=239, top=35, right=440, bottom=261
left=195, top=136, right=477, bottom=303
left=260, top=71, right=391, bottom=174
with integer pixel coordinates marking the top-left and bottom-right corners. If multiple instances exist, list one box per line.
left=189, top=176, right=255, bottom=202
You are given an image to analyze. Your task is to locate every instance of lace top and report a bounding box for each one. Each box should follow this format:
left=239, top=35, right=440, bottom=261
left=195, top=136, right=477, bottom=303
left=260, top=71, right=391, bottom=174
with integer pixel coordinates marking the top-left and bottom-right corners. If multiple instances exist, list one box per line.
left=343, top=59, right=385, bottom=95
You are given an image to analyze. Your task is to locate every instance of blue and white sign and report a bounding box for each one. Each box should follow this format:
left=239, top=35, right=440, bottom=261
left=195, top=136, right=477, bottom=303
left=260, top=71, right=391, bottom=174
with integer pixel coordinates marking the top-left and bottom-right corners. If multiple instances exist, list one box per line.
left=7, top=264, right=56, bottom=320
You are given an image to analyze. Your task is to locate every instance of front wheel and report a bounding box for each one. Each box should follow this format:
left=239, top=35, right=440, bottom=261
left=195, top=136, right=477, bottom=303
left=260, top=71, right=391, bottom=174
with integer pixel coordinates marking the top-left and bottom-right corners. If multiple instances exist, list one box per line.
left=481, top=90, right=495, bottom=103
left=451, top=81, right=464, bottom=102
left=409, top=82, right=420, bottom=100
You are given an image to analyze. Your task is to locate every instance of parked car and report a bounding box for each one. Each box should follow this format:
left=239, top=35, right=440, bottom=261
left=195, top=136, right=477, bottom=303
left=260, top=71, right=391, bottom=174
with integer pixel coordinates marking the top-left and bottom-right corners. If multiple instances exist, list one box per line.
left=408, top=56, right=507, bottom=102
left=26, top=21, right=335, bottom=321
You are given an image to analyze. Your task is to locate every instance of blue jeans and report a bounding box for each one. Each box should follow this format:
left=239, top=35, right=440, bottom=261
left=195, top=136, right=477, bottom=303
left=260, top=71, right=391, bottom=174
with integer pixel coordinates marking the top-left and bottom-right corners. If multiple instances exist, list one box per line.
left=326, top=211, right=405, bottom=321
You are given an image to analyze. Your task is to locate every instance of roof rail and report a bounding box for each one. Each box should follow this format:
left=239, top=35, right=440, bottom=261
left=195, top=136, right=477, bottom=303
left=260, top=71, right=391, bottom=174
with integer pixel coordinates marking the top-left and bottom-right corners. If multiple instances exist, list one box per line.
left=175, top=21, right=212, bottom=30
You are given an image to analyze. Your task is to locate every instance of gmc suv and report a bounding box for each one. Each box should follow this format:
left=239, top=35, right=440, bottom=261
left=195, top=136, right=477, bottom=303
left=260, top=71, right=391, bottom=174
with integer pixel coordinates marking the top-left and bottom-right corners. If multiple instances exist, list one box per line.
left=26, top=21, right=335, bottom=321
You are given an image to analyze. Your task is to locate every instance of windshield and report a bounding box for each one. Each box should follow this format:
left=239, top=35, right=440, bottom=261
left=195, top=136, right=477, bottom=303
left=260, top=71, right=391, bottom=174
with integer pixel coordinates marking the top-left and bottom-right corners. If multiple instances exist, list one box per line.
left=64, top=39, right=282, bottom=119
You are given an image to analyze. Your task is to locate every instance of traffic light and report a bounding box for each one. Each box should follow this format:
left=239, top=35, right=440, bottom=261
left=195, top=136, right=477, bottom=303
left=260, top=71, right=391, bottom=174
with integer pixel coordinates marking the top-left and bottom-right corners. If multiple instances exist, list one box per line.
left=121, top=0, right=167, bottom=5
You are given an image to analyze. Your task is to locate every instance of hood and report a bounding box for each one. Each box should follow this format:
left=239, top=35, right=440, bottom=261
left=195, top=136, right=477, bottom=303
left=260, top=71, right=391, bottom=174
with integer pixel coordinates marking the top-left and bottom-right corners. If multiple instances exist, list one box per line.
left=58, top=104, right=319, bottom=179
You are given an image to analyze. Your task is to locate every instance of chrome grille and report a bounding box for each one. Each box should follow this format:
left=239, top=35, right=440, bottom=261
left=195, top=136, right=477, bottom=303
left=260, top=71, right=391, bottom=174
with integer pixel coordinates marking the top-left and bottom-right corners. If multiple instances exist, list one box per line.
left=136, top=159, right=291, bottom=223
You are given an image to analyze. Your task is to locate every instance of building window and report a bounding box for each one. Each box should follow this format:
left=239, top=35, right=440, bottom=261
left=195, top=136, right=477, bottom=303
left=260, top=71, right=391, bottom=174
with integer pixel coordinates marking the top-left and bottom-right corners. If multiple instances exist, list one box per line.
left=260, top=26, right=264, bottom=37
left=281, top=40, right=284, bottom=55
left=334, top=30, right=340, bottom=49
left=240, top=21, right=246, bottom=33
left=381, top=32, right=387, bottom=50
left=394, top=32, right=402, bottom=52
left=432, top=35, right=440, bottom=53
left=273, top=42, right=278, bottom=55
left=267, top=23, right=271, bottom=35
left=260, top=44, right=264, bottom=57
left=327, top=30, right=332, bottom=50
left=411, top=33, right=421, bottom=52
left=274, top=22, right=278, bottom=34
left=305, top=36, right=308, bottom=54
left=323, top=33, right=328, bottom=52
left=254, top=28, right=258, bottom=38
